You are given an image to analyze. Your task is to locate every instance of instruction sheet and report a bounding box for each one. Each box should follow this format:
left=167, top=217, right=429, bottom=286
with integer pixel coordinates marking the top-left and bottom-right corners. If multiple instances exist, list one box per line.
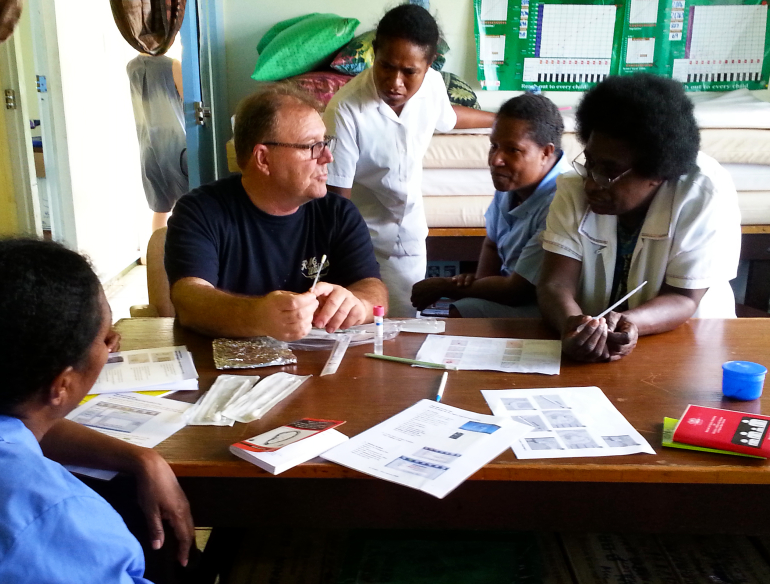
left=322, top=399, right=531, bottom=498
left=482, top=387, right=655, bottom=459
left=66, top=393, right=192, bottom=479
left=415, top=335, right=561, bottom=374
left=89, top=346, right=198, bottom=394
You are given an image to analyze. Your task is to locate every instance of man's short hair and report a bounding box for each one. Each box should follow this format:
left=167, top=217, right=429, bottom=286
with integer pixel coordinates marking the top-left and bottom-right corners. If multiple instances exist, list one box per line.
left=0, top=238, right=102, bottom=414
left=234, top=84, right=322, bottom=169
left=497, top=93, right=563, bottom=150
left=576, top=73, right=699, bottom=180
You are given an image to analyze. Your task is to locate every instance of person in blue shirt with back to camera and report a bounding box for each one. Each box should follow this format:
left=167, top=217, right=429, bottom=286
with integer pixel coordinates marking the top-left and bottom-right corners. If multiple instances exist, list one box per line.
left=411, top=93, right=571, bottom=317
left=0, top=238, right=194, bottom=583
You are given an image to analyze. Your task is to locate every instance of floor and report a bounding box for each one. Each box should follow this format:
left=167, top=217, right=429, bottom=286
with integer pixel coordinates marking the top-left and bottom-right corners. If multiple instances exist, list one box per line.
left=104, top=264, right=149, bottom=323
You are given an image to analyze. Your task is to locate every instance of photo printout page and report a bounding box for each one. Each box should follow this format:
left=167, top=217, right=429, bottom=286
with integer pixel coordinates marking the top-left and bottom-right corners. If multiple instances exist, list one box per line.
left=322, top=399, right=531, bottom=498
left=482, top=387, right=655, bottom=459
left=89, top=346, right=199, bottom=394
left=65, top=393, right=192, bottom=479
left=415, top=335, right=561, bottom=374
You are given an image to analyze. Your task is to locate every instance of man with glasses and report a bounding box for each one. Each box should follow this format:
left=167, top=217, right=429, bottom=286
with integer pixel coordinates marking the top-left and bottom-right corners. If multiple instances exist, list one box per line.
left=538, top=73, right=740, bottom=362
left=165, top=85, right=387, bottom=340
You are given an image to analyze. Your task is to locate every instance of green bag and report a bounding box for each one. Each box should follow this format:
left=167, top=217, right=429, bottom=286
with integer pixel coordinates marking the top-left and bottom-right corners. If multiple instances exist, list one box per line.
left=252, top=13, right=360, bottom=82
left=256, top=13, right=317, bottom=55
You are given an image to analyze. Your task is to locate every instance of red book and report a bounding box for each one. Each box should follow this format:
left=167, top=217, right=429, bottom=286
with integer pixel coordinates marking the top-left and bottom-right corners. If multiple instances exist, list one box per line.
left=672, top=405, right=770, bottom=458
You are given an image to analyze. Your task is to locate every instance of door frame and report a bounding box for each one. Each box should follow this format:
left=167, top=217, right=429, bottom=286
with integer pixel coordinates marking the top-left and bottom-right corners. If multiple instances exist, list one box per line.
left=180, top=0, right=228, bottom=188
left=0, top=29, right=40, bottom=234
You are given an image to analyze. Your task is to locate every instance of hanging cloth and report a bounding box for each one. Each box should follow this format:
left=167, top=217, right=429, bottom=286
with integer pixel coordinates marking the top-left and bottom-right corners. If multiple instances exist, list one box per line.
left=0, top=0, right=23, bottom=43
left=110, top=0, right=186, bottom=56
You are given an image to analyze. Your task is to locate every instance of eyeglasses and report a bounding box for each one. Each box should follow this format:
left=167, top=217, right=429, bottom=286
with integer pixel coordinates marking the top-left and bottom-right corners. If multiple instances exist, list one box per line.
left=572, top=152, right=632, bottom=189
left=262, top=136, right=337, bottom=160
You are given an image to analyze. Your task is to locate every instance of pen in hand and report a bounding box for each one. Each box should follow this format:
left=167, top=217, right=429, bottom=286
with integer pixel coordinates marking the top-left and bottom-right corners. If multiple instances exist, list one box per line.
left=435, top=371, right=448, bottom=402
left=310, top=254, right=327, bottom=293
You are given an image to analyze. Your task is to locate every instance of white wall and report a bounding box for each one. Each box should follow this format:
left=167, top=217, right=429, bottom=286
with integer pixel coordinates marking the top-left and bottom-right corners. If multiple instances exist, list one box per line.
left=51, top=0, right=147, bottom=282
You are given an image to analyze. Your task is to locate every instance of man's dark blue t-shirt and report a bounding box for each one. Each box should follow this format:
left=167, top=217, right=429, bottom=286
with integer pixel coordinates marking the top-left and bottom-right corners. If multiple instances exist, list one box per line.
left=165, top=175, right=381, bottom=296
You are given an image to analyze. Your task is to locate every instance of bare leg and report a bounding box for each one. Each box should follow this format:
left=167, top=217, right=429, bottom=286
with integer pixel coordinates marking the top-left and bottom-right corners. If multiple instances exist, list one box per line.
left=152, top=211, right=171, bottom=232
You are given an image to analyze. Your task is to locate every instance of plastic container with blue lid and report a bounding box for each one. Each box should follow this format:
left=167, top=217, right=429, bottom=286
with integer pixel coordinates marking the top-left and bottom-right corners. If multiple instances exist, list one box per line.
left=722, top=361, right=767, bottom=401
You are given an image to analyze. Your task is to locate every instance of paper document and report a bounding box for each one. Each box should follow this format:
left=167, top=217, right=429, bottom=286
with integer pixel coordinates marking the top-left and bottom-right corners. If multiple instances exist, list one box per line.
left=322, top=399, right=531, bottom=499
left=482, top=387, right=655, bottom=459
left=89, top=346, right=198, bottom=394
left=415, top=335, right=561, bottom=375
left=66, top=392, right=192, bottom=479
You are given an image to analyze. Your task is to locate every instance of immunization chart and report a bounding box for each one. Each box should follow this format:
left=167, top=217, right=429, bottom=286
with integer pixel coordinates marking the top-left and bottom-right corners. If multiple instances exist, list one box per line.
left=474, top=0, right=770, bottom=91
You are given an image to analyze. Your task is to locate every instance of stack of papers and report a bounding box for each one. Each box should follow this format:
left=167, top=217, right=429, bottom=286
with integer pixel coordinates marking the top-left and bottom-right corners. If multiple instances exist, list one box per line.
left=66, top=392, right=193, bottom=479
left=415, top=335, right=561, bottom=375
left=322, top=399, right=531, bottom=499
left=89, top=346, right=198, bottom=395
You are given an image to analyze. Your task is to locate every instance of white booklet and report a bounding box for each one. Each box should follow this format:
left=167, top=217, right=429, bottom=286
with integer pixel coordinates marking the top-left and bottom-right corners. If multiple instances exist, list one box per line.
left=482, top=386, right=655, bottom=459
left=230, top=428, right=348, bottom=475
left=322, top=400, right=531, bottom=499
left=415, top=335, right=561, bottom=375
left=89, top=346, right=198, bottom=395
left=66, top=392, right=192, bottom=479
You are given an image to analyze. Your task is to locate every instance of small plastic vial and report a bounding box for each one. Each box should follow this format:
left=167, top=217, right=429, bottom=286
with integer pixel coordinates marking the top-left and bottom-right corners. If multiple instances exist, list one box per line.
left=373, top=305, right=384, bottom=355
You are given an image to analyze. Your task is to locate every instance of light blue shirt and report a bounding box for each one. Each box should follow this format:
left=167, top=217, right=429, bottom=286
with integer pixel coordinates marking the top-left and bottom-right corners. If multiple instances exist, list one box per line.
left=484, top=151, right=571, bottom=283
left=0, top=415, right=150, bottom=584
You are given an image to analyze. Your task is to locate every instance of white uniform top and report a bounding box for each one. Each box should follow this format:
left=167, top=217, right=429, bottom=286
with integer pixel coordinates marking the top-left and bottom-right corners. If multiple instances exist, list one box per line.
left=324, top=67, right=456, bottom=258
left=541, top=153, right=741, bottom=318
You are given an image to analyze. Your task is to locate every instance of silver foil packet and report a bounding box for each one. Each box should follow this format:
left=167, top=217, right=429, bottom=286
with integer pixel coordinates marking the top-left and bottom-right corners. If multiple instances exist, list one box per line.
left=212, top=337, right=297, bottom=370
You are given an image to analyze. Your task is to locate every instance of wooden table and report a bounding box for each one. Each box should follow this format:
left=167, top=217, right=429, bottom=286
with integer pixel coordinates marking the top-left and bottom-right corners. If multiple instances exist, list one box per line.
left=114, top=317, right=770, bottom=534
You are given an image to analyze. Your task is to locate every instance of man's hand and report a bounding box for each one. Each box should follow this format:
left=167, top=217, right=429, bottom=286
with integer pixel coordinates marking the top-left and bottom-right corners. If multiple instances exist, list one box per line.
left=411, top=277, right=453, bottom=311
left=253, top=290, right=319, bottom=341
left=135, top=450, right=195, bottom=566
left=311, top=281, right=366, bottom=332
left=605, top=311, right=639, bottom=361
left=561, top=315, right=610, bottom=362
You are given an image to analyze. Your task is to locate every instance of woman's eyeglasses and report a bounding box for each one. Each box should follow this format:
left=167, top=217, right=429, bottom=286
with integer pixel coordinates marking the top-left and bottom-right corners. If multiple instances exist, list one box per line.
left=572, top=152, right=631, bottom=189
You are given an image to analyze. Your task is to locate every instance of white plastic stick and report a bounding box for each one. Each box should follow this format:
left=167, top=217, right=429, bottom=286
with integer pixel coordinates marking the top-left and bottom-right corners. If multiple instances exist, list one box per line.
left=320, top=334, right=351, bottom=377
left=310, top=254, right=327, bottom=292
left=594, top=280, right=647, bottom=320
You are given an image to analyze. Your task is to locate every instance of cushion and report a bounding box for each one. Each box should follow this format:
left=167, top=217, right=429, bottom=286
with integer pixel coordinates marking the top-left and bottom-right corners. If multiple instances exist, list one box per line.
left=252, top=13, right=360, bottom=82
left=330, top=30, right=449, bottom=76
left=442, top=72, right=480, bottom=110
left=256, top=13, right=317, bottom=55
left=286, top=70, right=354, bottom=108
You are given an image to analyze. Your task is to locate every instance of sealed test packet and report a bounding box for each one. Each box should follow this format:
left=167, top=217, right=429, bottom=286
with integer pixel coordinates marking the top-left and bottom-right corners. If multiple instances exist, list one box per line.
left=213, top=337, right=297, bottom=369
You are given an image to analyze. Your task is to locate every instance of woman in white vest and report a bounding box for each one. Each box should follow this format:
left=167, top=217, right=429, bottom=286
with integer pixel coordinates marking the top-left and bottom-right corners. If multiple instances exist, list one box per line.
left=538, top=73, right=741, bottom=363
left=324, top=3, right=494, bottom=316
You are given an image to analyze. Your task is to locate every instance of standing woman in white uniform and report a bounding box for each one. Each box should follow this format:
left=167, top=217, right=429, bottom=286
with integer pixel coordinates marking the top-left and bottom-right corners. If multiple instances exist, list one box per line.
left=324, top=4, right=494, bottom=316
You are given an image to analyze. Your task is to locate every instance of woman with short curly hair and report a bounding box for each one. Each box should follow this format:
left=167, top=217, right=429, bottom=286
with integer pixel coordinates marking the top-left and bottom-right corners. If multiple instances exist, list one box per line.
left=537, top=73, right=741, bottom=363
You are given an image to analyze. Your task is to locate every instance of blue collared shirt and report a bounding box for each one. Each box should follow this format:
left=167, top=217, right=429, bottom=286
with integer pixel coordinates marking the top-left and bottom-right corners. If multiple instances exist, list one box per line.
left=484, top=152, right=572, bottom=282
left=0, top=415, right=150, bottom=583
